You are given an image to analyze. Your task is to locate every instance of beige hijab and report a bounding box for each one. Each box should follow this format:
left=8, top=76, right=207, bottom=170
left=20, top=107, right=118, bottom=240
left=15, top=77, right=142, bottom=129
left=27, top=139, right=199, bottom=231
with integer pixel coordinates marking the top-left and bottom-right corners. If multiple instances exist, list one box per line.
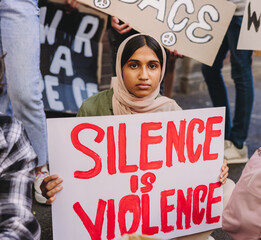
left=111, top=34, right=181, bottom=115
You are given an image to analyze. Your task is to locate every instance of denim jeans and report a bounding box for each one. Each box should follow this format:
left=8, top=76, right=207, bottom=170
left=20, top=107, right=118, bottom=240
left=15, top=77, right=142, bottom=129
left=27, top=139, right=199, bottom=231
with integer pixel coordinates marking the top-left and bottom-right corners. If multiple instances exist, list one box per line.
left=0, top=0, right=47, bottom=167
left=202, top=16, right=254, bottom=149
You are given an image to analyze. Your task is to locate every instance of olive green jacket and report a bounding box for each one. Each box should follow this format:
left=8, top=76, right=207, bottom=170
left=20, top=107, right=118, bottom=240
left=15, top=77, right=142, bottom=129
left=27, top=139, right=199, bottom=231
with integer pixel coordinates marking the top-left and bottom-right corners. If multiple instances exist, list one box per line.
left=77, top=89, right=179, bottom=117
left=77, top=89, right=114, bottom=117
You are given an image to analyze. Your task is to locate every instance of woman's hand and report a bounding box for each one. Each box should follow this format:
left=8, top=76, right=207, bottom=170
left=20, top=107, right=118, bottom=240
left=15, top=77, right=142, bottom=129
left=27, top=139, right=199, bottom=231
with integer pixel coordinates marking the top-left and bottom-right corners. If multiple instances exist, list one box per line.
left=67, top=0, right=79, bottom=9
left=220, top=159, right=229, bottom=185
left=111, top=16, right=132, bottom=34
left=167, top=49, right=183, bottom=60
left=40, top=174, right=63, bottom=205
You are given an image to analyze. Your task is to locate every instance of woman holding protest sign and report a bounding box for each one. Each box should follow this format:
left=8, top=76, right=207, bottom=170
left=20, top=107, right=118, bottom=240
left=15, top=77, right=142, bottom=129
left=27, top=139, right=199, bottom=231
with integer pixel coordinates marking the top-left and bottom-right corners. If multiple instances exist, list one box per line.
left=41, top=34, right=233, bottom=240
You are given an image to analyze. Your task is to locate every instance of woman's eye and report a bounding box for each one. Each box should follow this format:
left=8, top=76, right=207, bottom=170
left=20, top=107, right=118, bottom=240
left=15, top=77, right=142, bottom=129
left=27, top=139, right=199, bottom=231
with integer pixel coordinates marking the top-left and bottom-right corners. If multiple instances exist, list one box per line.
left=130, top=63, right=138, bottom=69
left=149, top=63, right=158, bottom=69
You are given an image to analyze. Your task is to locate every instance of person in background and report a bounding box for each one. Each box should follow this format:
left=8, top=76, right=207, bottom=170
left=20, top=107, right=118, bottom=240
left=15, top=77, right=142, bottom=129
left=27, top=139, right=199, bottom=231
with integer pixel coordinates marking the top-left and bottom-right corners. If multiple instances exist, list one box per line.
left=222, top=147, right=261, bottom=240
left=0, top=0, right=49, bottom=204
left=0, top=55, right=41, bottom=239
left=201, top=0, right=254, bottom=165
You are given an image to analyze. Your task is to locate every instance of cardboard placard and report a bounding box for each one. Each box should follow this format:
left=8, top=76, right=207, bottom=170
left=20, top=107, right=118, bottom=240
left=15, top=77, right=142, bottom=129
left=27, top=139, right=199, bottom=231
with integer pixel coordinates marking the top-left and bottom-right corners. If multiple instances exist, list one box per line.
left=39, top=0, right=107, bottom=113
left=238, top=0, right=261, bottom=50
left=77, top=0, right=236, bottom=66
left=47, top=107, right=225, bottom=239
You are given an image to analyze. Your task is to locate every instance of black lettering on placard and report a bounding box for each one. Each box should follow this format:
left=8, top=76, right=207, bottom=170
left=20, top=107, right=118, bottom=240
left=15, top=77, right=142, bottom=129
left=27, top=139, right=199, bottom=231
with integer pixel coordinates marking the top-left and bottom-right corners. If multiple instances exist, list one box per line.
left=247, top=2, right=261, bottom=32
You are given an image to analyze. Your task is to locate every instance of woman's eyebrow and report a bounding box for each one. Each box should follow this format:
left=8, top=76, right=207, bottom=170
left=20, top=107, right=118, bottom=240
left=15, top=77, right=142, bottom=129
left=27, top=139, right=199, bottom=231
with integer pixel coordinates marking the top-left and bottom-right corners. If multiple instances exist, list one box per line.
left=127, top=59, right=160, bottom=63
left=149, top=60, right=160, bottom=63
left=127, top=59, right=140, bottom=63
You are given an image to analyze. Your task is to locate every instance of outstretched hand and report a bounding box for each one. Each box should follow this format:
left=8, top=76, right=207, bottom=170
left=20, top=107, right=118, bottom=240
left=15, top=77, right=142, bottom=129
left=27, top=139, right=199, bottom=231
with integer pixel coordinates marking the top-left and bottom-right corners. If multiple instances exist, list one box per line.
left=111, top=16, right=132, bottom=35
left=40, top=174, right=63, bottom=205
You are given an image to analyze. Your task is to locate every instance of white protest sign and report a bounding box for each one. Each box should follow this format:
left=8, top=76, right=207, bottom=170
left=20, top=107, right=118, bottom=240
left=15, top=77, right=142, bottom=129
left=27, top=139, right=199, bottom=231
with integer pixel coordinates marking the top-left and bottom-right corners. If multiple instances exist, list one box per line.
left=238, top=0, right=261, bottom=50
left=76, top=0, right=236, bottom=66
left=47, top=107, right=225, bottom=240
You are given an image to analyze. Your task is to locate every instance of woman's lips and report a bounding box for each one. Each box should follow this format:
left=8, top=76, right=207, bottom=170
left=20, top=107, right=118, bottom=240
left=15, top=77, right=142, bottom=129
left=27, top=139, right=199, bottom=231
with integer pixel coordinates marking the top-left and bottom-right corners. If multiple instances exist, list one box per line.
left=136, top=84, right=150, bottom=90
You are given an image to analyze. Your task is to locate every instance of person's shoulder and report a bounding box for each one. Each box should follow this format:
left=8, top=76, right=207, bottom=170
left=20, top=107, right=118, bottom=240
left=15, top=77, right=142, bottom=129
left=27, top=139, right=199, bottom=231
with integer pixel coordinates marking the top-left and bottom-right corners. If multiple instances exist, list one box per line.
left=77, top=89, right=113, bottom=117
left=80, top=89, right=113, bottom=107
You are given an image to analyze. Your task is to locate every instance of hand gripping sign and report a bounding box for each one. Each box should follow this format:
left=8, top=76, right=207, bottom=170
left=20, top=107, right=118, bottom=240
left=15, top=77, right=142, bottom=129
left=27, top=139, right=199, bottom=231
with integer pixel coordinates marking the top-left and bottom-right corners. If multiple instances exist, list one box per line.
left=47, top=107, right=225, bottom=240
left=76, top=0, right=236, bottom=66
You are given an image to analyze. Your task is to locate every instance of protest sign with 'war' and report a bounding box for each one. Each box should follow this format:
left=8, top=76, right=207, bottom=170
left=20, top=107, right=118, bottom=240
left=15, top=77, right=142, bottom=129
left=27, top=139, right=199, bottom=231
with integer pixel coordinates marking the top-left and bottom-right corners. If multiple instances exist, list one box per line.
left=47, top=107, right=225, bottom=239
left=39, top=0, right=107, bottom=113
left=77, top=0, right=235, bottom=66
left=238, top=0, right=261, bottom=50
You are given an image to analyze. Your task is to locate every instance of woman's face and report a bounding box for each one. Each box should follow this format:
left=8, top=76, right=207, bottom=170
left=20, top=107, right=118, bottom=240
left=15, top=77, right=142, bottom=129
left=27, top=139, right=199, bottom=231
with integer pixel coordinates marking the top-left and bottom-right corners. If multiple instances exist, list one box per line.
left=122, top=45, right=162, bottom=98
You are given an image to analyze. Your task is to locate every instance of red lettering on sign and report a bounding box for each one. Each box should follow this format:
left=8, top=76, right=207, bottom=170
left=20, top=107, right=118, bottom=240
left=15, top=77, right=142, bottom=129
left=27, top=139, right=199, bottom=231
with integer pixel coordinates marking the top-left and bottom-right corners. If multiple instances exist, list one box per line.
left=107, top=199, right=115, bottom=240
left=186, top=119, right=204, bottom=163
left=71, top=123, right=104, bottom=179
left=130, top=175, right=139, bottom=193
left=203, top=117, right=222, bottom=161
left=107, top=126, right=116, bottom=175
left=142, top=194, right=159, bottom=235
left=160, top=189, right=175, bottom=233
left=177, top=188, right=193, bottom=230
left=118, top=195, right=141, bottom=235
left=74, top=182, right=222, bottom=238
left=71, top=117, right=223, bottom=178
left=166, top=120, right=186, bottom=165
left=193, top=185, right=208, bottom=225
left=140, top=172, right=156, bottom=193
left=119, top=123, right=138, bottom=173
left=73, top=200, right=106, bottom=240
left=206, top=182, right=222, bottom=224
left=140, top=122, right=163, bottom=171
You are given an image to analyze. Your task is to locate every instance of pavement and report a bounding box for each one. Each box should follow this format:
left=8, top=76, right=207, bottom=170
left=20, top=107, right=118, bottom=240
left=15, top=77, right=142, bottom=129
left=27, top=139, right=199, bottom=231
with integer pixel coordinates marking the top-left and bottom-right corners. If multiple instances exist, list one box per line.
left=33, top=55, right=261, bottom=240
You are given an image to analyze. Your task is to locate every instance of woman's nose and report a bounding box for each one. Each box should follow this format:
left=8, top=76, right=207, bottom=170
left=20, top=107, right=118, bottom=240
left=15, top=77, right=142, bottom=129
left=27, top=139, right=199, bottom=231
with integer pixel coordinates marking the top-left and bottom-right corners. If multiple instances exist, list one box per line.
left=139, top=66, right=149, bottom=80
